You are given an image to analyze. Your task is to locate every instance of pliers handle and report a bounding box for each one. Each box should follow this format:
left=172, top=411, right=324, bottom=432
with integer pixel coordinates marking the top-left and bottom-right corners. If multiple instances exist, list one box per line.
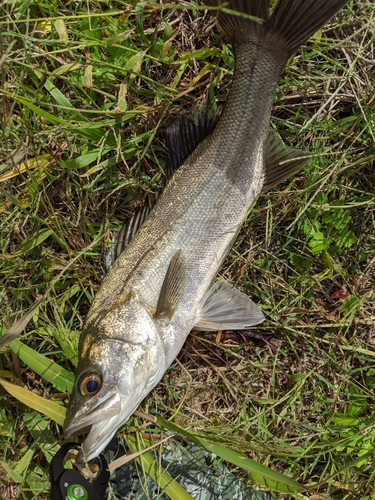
left=50, top=443, right=110, bottom=500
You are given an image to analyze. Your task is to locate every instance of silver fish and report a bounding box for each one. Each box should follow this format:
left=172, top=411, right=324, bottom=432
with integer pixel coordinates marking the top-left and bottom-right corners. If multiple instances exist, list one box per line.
left=64, top=0, right=349, bottom=461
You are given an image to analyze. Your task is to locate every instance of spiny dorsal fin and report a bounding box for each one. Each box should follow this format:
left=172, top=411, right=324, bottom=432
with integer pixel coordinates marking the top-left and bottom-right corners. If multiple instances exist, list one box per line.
left=262, top=129, right=311, bottom=192
left=155, top=250, right=186, bottom=321
left=194, top=281, right=265, bottom=331
left=102, top=104, right=219, bottom=276
left=165, top=103, right=220, bottom=176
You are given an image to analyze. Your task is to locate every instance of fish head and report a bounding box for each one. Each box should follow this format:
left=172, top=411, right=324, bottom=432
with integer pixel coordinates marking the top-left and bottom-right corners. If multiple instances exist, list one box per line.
left=63, top=290, right=166, bottom=462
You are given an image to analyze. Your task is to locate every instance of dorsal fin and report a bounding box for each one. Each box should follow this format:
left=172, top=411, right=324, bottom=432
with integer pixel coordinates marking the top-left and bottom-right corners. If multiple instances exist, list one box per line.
left=102, top=104, right=220, bottom=275
left=102, top=191, right=159, bottom=274
left=165, top=104, right=220, bottom=176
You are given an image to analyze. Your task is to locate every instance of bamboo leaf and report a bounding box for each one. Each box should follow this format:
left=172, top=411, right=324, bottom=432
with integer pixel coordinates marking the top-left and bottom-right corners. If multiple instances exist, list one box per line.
left=1, top=461, right=23, bottom=483
left=14, top=228, right=54, bottom=255
left=0, top=378, right=66, bottom=426
left=10, top=339, right=74, bottom=392
left=12, top=96, right=67, bottom=125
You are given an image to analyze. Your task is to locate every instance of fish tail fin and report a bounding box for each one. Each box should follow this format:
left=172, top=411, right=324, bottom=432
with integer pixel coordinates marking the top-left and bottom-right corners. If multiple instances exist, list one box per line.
left=205, top=0, right=270, bottom=42
left=206, top=0, right=348, bottom=57
left=268, top=0, right=349, bottom=58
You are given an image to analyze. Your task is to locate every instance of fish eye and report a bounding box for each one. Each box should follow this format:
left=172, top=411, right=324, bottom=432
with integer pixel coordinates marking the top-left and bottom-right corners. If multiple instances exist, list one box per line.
left=79, top=371, right=102, bottom=396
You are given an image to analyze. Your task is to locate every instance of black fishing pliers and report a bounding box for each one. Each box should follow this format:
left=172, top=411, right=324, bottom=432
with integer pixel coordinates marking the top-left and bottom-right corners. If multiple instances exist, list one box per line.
left=50, top=443, right=110, bottom=500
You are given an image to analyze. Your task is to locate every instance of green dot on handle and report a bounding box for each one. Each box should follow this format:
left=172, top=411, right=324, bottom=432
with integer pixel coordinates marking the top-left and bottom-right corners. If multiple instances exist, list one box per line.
left=66, top=483, right=89, bottom=500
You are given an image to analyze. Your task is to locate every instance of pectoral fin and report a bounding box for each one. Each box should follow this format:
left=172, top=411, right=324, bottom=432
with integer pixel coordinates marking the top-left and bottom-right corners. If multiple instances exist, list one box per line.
left=194, top=282, right=265, bottom=332
left=155, top=250, right=186, bottom=321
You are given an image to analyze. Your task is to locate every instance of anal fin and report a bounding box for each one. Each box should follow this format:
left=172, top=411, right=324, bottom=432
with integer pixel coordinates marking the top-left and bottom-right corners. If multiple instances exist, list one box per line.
left=194, top=282, right=265, bottom=332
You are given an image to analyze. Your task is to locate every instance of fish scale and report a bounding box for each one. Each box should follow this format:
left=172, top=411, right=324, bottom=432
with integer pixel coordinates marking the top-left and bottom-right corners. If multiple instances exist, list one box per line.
left=64, top=0, right=350, bottom=462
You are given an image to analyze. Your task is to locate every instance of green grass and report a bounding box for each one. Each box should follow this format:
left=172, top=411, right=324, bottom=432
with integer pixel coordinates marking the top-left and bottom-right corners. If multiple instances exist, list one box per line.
left=1, top=0, right=375, bottom=498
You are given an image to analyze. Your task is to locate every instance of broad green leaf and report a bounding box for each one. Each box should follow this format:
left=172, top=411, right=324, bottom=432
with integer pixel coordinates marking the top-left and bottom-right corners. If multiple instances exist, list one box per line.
left=62, top=147, right=112, bottom=170
left=14, top=228, right=54, bottom=255
left=290, top=253, right=313, bottom=269
left=118, top=82, right=127, bottom=112
left=84, top=64, right=93, bottom=87
left=23, top=412, right=60, bottom=462
left=40, top=71, right=86, bottom=122
left=1, top=461, right=23, bottom=483
left=308, top=231, right=331, bottom=254
left=332, top=415, right=359, bottom=426
left=322, top=205, right=351, bottom=230
left=12, top=96, right=67, bottom=125
left=14, top=448, right=35, bottom=476
left=335, top=227, right=357, bottom=249
left=124, top=51, right=146, bottom=75
left=10, top=339, right=74, bottom=392
left=54, top=18, right=68, bottom=42
left=0, top=378, right=66, bottom=426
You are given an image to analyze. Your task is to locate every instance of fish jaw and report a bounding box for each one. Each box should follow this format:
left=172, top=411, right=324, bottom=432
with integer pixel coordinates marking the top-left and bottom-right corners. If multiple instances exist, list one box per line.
left=64, top=291, right=167, bottom=460
left=64, top=388, right=124, bottom=462
left=78, top=417, right=124, bottom=462
left=64, top=389, right=141, bottom=462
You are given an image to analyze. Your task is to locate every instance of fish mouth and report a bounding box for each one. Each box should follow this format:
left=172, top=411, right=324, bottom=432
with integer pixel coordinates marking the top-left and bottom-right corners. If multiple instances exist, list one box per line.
left=64, top=385, right=146, bottom=462
left=64, top=387, right=123, bottom=461
left=76, top=416, right=123, bottom=463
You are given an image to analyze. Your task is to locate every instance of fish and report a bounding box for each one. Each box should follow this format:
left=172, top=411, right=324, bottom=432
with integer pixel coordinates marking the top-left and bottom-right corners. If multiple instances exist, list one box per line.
left=64, top=0, right=349, bottom=462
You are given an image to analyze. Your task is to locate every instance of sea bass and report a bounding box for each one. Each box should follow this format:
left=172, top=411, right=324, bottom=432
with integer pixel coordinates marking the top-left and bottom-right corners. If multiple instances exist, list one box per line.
left=64, top=0, right=349, bottom=461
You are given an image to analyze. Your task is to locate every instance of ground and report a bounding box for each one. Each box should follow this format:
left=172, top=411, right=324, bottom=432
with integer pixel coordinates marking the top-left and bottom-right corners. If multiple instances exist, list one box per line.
left=1, top=0, right=375, bottom=499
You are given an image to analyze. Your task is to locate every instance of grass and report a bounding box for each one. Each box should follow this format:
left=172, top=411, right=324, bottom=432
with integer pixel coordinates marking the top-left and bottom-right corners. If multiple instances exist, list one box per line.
left=1, top=0, right=375, bottom=498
